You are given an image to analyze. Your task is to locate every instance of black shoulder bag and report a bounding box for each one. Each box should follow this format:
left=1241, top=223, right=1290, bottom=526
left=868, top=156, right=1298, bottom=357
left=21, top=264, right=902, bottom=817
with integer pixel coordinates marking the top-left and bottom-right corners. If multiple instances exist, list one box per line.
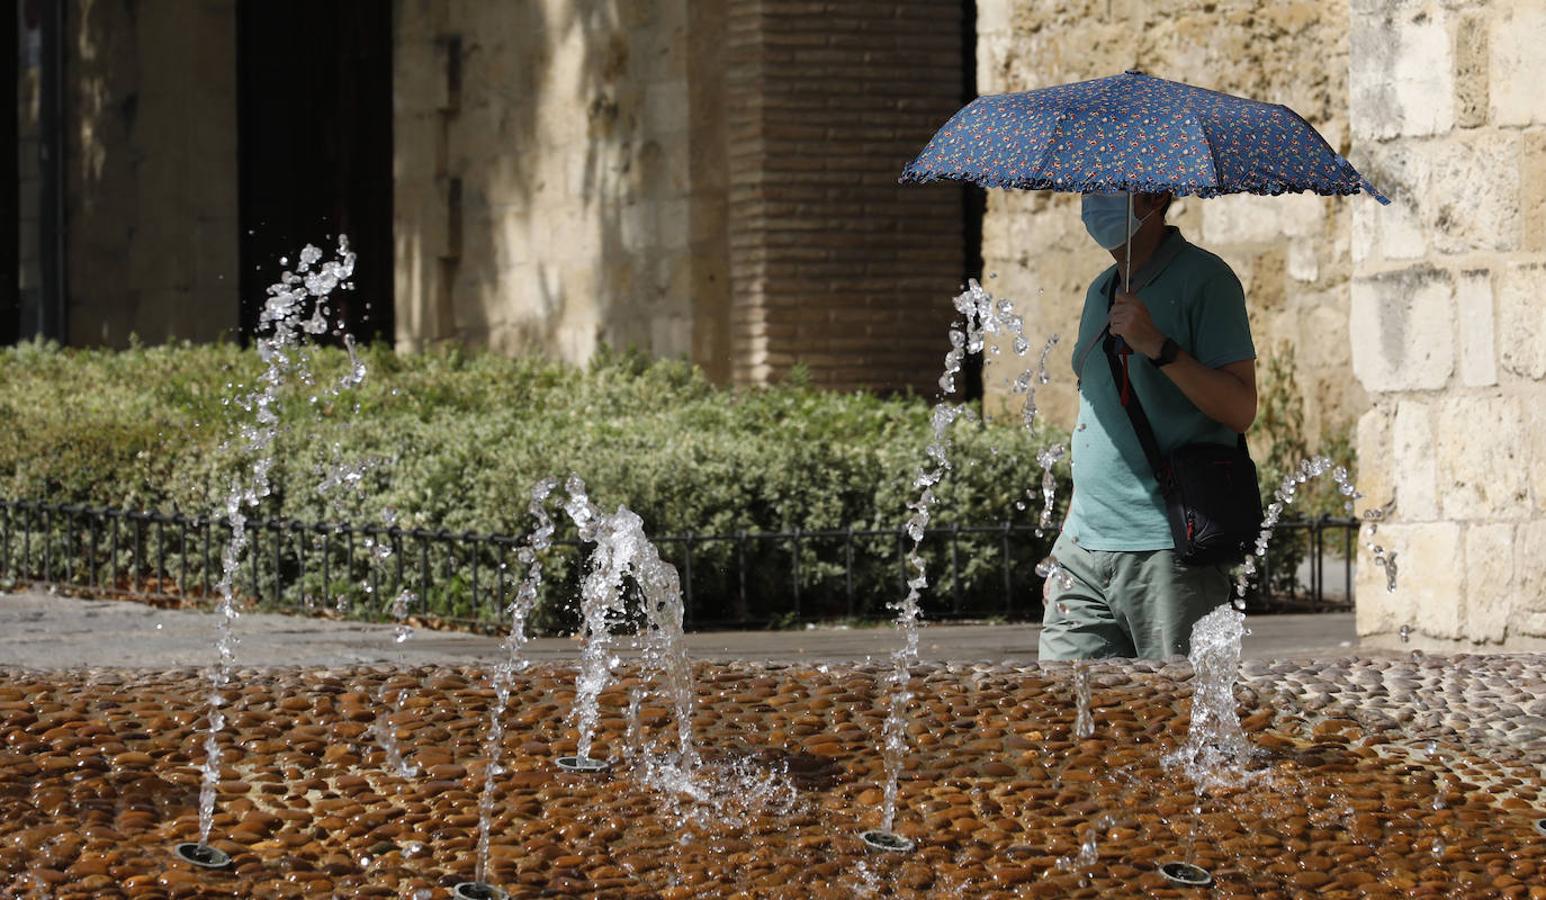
left=1101, top=280, right=1263, bottom=566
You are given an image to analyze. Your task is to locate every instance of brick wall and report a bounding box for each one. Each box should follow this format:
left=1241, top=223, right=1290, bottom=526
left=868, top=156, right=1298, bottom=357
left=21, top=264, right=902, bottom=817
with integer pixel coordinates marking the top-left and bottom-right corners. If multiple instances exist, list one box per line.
left=726, top=0, right=965, bottom=393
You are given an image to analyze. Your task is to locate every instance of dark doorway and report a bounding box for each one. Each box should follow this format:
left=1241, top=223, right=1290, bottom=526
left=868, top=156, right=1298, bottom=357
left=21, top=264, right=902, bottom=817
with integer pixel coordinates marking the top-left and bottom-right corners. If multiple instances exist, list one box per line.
left=958, top=0, right=985, bottom=403
left=1, top=1, right=17, bottom=346
left=236, top=0, right=393, bottom=345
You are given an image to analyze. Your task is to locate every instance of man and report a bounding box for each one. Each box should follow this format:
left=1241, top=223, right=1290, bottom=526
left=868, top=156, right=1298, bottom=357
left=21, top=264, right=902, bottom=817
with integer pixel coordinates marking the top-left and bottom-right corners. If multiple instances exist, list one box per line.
left=1038, top=191, right=1258, bottom=660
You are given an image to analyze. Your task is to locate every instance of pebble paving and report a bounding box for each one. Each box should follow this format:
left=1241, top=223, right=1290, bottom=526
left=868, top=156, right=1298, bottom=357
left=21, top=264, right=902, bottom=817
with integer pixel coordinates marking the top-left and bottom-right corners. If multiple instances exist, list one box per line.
left=0, top=654, right=1542, bottom=898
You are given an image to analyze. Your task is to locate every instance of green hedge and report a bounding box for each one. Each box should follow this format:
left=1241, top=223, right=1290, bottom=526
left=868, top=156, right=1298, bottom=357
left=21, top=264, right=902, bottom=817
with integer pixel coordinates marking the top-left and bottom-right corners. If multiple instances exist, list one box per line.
left=0, top=341, right=1071, bottom=627
left=1, top=339, right=1353, bottom=626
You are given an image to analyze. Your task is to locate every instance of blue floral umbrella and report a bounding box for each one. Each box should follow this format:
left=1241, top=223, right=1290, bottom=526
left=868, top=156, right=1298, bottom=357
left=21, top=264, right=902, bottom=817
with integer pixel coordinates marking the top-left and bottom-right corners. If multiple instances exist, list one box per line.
left=901, top=70, right=1389, bottom=205
left=902, top=69, right=1387, bottom=294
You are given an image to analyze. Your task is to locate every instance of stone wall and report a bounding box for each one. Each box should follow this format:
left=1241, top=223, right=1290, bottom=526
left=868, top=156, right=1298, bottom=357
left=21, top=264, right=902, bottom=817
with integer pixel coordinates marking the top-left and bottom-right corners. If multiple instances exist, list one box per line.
left=392, top=0, right=968, bottom=393
left=725, top=0, right=965, bottom=392
left=976, top=0, right=1365, bottom=448
left=65, top=0, right=239, bottom=346
left=392, top=0, right=731, bottom=378
left=1350, top=0, right=1546, bottom=650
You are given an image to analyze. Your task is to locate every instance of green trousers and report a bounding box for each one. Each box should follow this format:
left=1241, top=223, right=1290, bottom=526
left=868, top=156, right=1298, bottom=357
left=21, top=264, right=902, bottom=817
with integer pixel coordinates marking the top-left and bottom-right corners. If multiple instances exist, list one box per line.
left=1037, top=533, right=1232, bottom=661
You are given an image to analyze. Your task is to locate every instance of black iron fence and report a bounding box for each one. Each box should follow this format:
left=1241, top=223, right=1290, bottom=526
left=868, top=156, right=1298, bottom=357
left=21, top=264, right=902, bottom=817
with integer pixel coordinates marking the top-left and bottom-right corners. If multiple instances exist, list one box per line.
left=0, top=498, right=1358, bottom=630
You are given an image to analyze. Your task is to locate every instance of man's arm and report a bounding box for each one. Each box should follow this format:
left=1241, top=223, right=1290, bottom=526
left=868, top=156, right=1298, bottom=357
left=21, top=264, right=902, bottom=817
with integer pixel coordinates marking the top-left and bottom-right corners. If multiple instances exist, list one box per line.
left=1108, top=291, right=1258, bottom=433
left=1154, top=355, right=1256, bottom=433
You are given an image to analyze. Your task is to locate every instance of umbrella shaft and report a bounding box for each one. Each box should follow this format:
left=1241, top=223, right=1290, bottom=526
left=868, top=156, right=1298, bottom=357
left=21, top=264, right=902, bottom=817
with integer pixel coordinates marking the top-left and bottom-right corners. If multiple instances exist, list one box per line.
left=1124, top=191, right=1133, bottom=294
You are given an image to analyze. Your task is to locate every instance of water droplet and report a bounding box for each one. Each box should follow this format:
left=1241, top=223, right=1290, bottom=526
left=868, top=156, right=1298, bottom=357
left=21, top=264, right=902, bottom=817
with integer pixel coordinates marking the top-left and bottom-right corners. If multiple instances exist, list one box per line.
left=1399, top=624, right=1411, bottom=643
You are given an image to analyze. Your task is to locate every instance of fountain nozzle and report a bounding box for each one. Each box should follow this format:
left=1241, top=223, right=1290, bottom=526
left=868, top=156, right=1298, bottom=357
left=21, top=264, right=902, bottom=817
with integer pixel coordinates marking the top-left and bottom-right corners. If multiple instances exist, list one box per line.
left=173, top=842, right=232, bottom=869
left=1534, top=817, right=1546, bottom=838
left=453, top=883, right=508, bottom=900
left=1158, top=861, right=1213, bottom=886
left=859, top=829, right=915, bottom=852
left=556, top=755, right=610, bottom=773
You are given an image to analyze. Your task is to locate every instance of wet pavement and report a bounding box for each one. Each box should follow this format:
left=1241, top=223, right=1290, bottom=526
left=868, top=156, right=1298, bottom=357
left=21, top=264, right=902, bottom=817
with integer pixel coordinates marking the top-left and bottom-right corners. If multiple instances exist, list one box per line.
left=0, top=656, right=1541, bottom=897
left=0, top=589, right=1362, bottom=669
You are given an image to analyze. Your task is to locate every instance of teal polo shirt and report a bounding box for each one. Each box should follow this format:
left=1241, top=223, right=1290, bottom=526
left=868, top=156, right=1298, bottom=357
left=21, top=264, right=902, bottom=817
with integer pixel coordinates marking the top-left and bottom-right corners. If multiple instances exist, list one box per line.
left=1065, top=227, right=1256, bottom=551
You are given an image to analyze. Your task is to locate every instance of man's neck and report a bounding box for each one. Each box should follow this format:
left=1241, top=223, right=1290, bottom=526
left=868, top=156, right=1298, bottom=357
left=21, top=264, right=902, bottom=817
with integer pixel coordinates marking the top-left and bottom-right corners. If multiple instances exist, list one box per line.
left=1111, top=224, right=1169, bottom=285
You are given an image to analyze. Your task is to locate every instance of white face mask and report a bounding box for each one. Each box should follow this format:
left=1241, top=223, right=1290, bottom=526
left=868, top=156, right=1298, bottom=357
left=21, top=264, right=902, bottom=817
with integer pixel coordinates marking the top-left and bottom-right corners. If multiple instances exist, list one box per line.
left=1080, top=193, right=1155, bottom=250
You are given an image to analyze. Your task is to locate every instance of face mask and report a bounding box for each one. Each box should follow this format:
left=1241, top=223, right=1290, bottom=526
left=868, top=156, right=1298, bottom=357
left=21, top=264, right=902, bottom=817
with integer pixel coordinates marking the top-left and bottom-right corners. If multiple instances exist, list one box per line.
left=1080, top=192, right=1153, bottom=250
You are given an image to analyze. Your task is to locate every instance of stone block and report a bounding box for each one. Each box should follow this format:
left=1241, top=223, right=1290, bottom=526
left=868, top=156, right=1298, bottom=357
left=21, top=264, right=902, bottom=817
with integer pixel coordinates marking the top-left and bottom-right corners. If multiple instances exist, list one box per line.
left=650, top=315, right=693, bottom=358
left=1233, top=248, right=1286, bottom=315
left=1355, top=134, right=1520, bottom=258
left=1300, top=297, right=1353, bottom=371
left=1351, top=196, right=1377, bottom=265
left=1393, top=400, right=1437, bottom=521
left=1497, top=262, right=1546, bottom=380
left=644, top=78, right=691, bottom=136
left=1200, top=192, right=1325, bottom=245
left=1287, top=240, right=1319, bottom=283
left=977, top=0, right=1011, bottom=36
left=1352, top=142, right=1426, bottom=260
left=1489, top=0, right=1546, bottom=126
left=1516, top=520, right=1546, bottom=616
left=1464, top=522, right=1514, bottom=644
left=1423, top=133, right=1521, bottom=255
left=1355, top=405, right=1395, bottom=515
left=1455, top=268, right=1496, bottom=387
left=1434, top=393, right=1530, bottom=520
left=1524, top=385, right=1546, bottom=514
left=1523, top=132, right=1546, bottom=255
left=1354, top=522, right=1463, bottom=642
left=1349, top=4, right=1454, bottom=140
left=1349, top=266, right=1454, bottom=393
left=1453, top=11, right=1488, bottom=129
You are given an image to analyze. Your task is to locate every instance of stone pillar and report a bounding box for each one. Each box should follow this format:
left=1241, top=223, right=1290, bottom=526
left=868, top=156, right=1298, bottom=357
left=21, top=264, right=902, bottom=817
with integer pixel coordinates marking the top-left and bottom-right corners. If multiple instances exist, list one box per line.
left=1349, top=0, right=1546, bottom=650
left=64, top=0, right=239, bottom=347
left=725, top=0, right=964, bottom=393
left=393, top=0, right=709, bottom=367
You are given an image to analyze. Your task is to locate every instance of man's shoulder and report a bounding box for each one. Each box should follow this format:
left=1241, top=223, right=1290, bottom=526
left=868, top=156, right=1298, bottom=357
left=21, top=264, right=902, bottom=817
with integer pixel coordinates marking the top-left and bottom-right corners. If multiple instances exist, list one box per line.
left=1087, top=264, right=1118, bottom=291
left=1175, top=240, right=1241, bottom=287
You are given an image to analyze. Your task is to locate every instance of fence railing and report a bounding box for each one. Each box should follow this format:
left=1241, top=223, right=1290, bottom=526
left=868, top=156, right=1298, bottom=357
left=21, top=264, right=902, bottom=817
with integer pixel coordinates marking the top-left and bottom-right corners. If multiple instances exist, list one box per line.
left=0, top=498, right=1359, bottom=630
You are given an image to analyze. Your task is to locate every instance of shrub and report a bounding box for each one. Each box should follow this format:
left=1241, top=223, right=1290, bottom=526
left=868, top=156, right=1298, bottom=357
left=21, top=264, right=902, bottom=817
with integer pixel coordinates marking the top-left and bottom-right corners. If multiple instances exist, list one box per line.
left=0, top=340, right=1070, bottom=629
left=1249, top=342, right=1358, bottom=608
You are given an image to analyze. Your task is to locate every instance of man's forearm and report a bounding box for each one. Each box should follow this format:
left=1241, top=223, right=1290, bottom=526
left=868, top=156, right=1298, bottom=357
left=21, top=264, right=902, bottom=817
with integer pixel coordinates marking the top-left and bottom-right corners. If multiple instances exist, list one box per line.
left=1157, top=352, right=1256, bottom=433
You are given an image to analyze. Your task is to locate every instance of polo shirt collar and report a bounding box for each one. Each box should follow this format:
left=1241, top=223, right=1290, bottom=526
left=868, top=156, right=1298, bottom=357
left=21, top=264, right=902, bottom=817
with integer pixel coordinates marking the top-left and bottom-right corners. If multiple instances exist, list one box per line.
left=1105, top=225, right=1189, bottom=293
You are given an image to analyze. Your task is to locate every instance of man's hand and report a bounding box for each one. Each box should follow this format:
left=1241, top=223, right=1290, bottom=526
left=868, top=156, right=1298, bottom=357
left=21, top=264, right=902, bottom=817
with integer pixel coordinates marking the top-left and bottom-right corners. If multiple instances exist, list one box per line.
left=1108, top=291, right=1165, bottom=358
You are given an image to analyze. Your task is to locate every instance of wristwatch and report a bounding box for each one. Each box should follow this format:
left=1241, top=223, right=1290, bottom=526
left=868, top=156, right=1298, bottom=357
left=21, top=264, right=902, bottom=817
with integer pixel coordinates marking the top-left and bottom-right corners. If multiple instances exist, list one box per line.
left=1149, top=337, right=1180, bottom=368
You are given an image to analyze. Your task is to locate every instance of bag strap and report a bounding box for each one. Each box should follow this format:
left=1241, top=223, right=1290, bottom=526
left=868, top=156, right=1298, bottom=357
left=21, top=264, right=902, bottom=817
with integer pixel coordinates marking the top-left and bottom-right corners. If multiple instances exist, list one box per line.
left=1101, top=276, right=1191, bottom=550
left=1101, top=276, right=1166, bottom=484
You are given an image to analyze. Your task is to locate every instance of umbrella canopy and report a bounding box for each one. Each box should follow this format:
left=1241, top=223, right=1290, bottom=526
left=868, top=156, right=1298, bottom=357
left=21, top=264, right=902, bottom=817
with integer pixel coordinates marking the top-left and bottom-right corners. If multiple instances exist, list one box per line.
left=900, top=70, right=1389, bottom=204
